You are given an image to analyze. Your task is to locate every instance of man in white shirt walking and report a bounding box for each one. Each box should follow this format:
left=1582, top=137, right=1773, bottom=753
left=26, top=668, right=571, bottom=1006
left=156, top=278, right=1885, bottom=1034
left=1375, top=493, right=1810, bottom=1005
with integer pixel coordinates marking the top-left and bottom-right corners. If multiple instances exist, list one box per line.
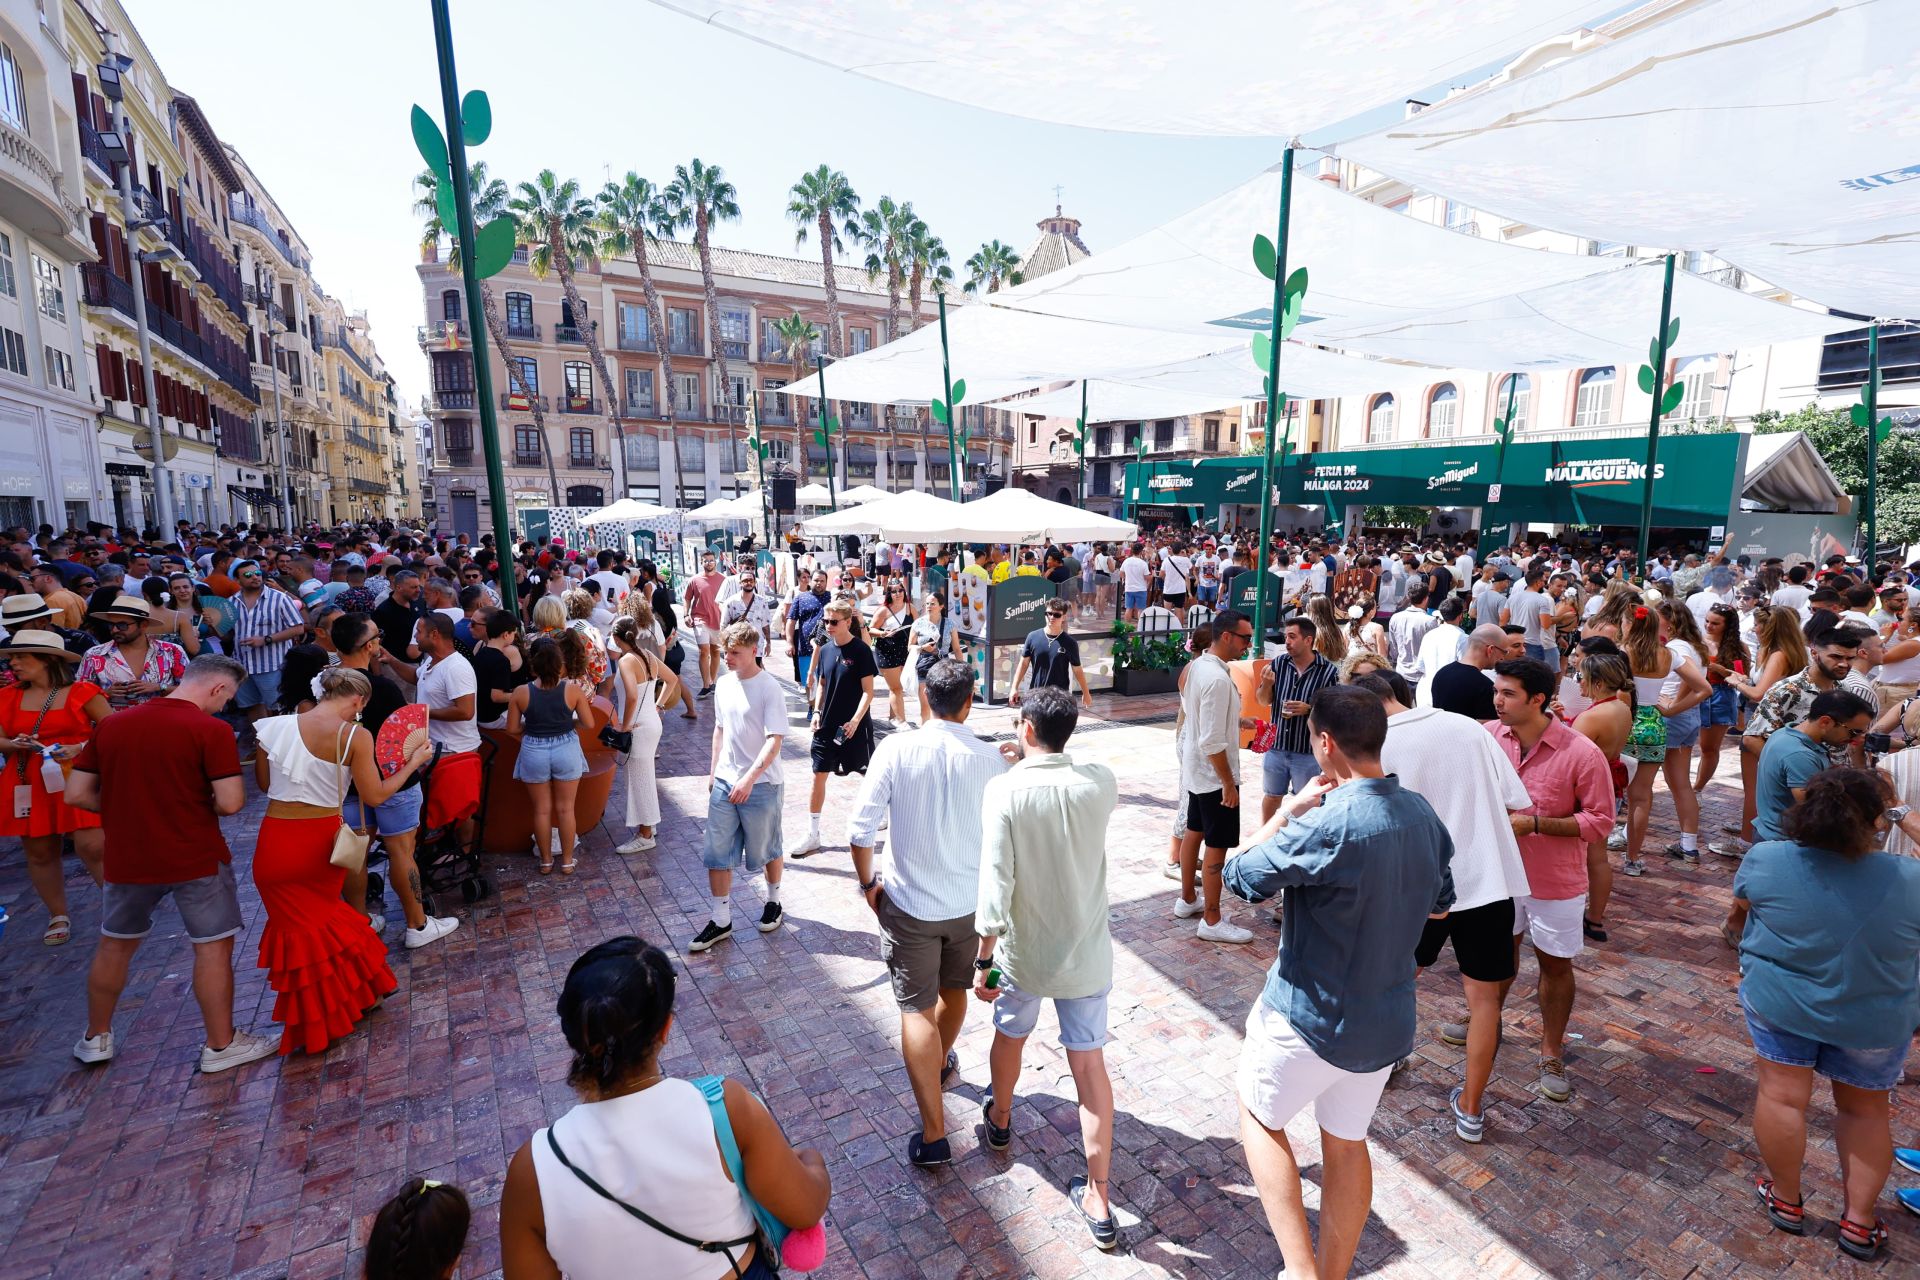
left=693, top=622, right=790, bottom=953
left=1159, top=543, right=1193, bottom=610
left=1118, top=545, right=1151, bottom=624
left=1388, top=582, right=1436, bottom=680
left=1412, top=597, right=1468, bottom=706
left=975, top=685, right=1122, bottom=1250
left=1176, top=608, right=1258, bottom=943
left=849, top=659, right=1012, bottom=1169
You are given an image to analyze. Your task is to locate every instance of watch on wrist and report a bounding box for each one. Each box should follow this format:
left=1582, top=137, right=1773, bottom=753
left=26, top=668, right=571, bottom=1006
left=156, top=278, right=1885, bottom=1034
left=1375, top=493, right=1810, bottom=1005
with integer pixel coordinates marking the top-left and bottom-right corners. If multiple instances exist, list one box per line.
left=858, top=876, right=878, bottom=891
left=1887, top=805, right=1912, bottom=824
left=973, top=958, right=993, bottom=972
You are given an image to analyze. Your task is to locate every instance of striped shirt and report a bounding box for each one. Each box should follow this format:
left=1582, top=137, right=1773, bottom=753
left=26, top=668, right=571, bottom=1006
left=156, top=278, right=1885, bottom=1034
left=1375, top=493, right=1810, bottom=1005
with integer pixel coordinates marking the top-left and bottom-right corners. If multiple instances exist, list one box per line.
left=1269, top=652, right=1340, bottom=756
left=847, top=718, right=1008, bottom=921
left=231, top=587, right=303, bottom=676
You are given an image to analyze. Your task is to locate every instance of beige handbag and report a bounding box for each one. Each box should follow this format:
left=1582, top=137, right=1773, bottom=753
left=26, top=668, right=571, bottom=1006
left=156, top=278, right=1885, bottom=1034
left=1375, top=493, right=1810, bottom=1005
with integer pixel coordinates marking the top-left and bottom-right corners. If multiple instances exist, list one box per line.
left=327, top=722, right=371, bottom=872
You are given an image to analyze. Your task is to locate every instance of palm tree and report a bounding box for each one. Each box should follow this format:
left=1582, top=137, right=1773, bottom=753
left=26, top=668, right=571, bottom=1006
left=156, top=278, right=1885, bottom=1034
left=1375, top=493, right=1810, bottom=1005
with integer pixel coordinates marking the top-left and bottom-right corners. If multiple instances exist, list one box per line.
left=775, top=312, right=820, bottom=483
left=854, top=195, right=915, bottom=489
left=413, top=163, right=564, bottom=503
left=510, top=169, right=626, bottom=504
left=665, top=159, right=742, bottom=497
left=902, top=218, right=953, bottom=483
left=786, top=166, right=860, bottom=360
left=964, top=239, right=1025, bottom=296
left=597, top=173, right=683, bottom=508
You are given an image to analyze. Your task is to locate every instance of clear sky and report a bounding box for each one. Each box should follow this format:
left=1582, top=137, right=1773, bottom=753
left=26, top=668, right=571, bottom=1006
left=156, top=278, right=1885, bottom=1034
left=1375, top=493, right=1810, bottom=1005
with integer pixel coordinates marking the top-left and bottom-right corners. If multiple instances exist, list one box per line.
left=134, top=0, right=1621, bottom=408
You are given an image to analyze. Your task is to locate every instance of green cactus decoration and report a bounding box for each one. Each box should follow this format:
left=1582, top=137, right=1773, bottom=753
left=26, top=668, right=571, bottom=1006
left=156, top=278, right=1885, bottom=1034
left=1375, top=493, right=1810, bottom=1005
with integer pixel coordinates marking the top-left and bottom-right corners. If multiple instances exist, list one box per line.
left=1637, top=316, right=1686, bottom=418
left=411, top=94, right=514, bottom=279
left=1852, top=371, right=1895, bottom=443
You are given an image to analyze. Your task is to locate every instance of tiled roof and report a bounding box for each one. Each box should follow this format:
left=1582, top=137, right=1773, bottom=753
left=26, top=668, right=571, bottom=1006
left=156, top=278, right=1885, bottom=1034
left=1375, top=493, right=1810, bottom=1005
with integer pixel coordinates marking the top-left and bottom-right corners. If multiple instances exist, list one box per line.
left=1018, top=231, right=1090, bottom=281
left=641, top=239, right=894, bottom=299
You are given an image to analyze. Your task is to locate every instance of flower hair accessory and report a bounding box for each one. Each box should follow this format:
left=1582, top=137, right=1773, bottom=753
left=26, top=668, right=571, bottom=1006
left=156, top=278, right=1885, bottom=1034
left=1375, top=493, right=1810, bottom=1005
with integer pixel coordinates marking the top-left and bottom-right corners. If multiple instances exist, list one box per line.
left=311, top=672, right=328, bottom=701
left=1633, top=606, right=1649, bottom=620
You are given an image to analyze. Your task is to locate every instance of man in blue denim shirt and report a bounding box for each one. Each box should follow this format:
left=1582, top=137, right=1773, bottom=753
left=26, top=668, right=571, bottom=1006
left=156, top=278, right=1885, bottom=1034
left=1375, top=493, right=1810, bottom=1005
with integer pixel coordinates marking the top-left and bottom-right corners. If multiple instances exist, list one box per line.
left=1224, top=685, right=1454, bottom=1280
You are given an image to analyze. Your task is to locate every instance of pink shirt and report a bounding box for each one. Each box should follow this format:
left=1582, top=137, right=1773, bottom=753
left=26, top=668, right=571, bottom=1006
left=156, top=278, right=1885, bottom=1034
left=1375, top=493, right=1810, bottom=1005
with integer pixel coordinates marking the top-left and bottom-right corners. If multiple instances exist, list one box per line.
left=683, top=571, right=725, bottom=628
left=1486, top=717, right=1616, bottom=901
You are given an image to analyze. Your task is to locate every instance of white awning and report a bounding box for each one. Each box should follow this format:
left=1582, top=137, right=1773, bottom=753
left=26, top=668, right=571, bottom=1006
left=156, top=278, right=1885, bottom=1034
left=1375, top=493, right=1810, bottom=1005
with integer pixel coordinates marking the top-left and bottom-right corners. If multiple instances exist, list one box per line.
left=796, top=490, right=970, bottom=539
left=1334, top=0, right=1920, bottom=320
left=646, top=0, right=1611, bottom=137
left=993, top=344, right=1434, bottom=421
left=579, top=497, right=680, bottom=526
left=835, top=484, right=892, bottom=505
left=1741, top=431, right=1845, bottom=513
left=949, top=488, right=1139, bottom=543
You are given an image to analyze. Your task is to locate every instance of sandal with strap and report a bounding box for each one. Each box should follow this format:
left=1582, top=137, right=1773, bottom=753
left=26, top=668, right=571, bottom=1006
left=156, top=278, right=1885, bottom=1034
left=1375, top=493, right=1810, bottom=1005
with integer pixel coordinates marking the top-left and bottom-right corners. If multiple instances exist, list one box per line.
left=1754, top=1176, right=1805, bottom=1235
left=42, top=914, right=70, bottom=946
left=1837, top=1215, right=1888, bottom=1261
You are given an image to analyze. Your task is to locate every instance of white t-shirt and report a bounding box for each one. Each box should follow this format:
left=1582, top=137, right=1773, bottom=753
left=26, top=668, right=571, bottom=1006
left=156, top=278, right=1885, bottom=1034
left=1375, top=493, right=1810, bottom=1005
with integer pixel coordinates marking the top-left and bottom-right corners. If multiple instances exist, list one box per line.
left=588, top=570, right=630, bottom=605
left=1453, top=553, right=1475, bottom=587
left=1660, top=637, right=1701, bottom=702
left=1160, top=550, right=1192, bottom=595
left=713, top=667, right=787, bottom=788
left=417, top=651, right=480, bottom=753
left=1413, top=623, right=1467, bottom=707
left=1119, top=555, right=1151, bottom=592
left=1381, top=706, right=1532, bottom=911
left=1687, top=587, right=1729, bottom=627
left=1507, top=587, right=1553, bottom=645
left=1771, top=583, right=1811, bottom=619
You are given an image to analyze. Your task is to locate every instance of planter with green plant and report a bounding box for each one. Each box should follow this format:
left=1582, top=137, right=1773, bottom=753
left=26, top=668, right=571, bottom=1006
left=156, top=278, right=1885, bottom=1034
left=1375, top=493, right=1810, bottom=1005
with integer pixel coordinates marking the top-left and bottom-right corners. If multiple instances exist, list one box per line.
left=1110, top=620, right=1188, bottom=696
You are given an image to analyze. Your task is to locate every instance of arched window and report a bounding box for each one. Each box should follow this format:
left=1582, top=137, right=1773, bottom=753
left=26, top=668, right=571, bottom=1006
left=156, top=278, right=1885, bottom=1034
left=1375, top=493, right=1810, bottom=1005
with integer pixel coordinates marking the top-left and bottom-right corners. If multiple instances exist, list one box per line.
left=1572, top=367, right=1614, bottom=427
left=1494, top=373, right=1531, bottom=434
left=1426, top=383, right=1457, bottom=438
left=563, top=360, right=592, bottom=411
left=440, top=289, right=460, bottom=322
left=1367, top=393, right=1396, bottom=443
left=1673, top=355, right=1716, bottom=422
left=505, top=291, right=534, bottom=337
left=569, top=427, right=594, bottom=464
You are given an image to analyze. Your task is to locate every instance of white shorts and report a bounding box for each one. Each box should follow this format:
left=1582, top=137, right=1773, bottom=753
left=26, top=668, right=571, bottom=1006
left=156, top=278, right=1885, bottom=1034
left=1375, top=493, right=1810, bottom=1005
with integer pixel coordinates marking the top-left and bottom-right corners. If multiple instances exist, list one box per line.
left=692, top=620, right=716, bottom=647
left=1237, top=1001, right=1390, bottom=1143
left=1514, top=893, right=1586, bottom=959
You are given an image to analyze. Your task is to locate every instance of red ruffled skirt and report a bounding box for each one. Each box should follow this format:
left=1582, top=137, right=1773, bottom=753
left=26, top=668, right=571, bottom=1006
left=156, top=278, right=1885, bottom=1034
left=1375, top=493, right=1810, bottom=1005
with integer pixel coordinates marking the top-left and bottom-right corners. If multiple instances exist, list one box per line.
left=252, top=814, right=397, bottom=1055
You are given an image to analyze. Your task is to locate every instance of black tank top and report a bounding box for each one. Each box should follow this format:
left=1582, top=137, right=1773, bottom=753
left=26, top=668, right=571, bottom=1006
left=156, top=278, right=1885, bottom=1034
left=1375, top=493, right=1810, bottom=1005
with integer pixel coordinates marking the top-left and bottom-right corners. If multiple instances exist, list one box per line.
left=523, top=682, right=575, bottom=737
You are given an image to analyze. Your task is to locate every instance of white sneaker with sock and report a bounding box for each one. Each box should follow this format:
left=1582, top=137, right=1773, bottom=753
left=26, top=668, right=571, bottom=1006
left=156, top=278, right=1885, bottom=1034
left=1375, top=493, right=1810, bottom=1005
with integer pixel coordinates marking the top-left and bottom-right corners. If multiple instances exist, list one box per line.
left=1197, top=916, right=1254, bottom=944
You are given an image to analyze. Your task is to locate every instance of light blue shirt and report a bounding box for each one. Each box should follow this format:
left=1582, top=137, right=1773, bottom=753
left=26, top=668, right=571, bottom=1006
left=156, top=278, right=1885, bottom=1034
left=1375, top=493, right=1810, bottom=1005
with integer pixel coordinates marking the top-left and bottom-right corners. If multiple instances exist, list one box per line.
left=1223, top=775, right=1455, bottom=1073
left=1735, top=841, right=1920, bottom=1048
left=1754, top=727, right=1827, bottom=842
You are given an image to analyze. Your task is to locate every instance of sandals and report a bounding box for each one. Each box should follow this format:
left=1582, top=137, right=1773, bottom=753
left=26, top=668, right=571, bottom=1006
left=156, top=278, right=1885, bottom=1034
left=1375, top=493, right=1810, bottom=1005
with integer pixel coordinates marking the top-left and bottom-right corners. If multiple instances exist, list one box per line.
left=1582, top=916, right=1608, bottom=943
left=539, top=856, right=554, bottom=875
left=1754, top=1176, right=1805, bottom=1235
left=1838, top=1215, right=1889, bottom=1261
left=558, top=853, right=577, bottom=875
left=43, top=914, right=70, bottom=946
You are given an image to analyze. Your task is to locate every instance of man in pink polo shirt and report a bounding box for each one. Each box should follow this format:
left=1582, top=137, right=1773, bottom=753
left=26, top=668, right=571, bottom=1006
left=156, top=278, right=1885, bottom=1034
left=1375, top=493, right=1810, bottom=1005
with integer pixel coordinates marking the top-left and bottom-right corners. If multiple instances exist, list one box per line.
left=1487, top=657, right=1615, bottom=1108
left=682, top=549, right=728, bottom=697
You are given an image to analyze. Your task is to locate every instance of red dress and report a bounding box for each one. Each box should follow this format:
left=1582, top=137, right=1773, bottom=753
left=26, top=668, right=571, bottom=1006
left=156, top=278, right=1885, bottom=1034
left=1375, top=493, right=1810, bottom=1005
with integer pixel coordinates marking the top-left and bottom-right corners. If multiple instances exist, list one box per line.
left=0, top=681, right=104, bottom=837
left=252, top=716, right=397, bottom=1055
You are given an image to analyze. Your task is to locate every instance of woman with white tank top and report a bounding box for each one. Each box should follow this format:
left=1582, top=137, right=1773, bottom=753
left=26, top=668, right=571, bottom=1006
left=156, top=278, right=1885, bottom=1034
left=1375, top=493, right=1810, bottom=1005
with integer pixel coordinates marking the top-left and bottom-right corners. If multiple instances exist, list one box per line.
left=501, top=937, right=830, bottom=1280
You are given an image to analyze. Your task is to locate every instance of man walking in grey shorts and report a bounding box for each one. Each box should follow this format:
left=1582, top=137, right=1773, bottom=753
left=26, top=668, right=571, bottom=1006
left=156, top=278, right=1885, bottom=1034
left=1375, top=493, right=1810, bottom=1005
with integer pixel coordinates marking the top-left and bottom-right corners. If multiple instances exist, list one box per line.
left=66, top=655, right=277, bottom=1073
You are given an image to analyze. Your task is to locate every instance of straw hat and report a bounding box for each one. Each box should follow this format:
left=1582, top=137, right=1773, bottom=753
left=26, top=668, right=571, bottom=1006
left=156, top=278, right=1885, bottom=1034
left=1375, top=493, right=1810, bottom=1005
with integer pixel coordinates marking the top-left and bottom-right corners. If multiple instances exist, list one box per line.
left=0, top=629, right=78, bottom=661
left=0, top=593, right=54, bottom=627
left=92, top=594, right=151, bottom=621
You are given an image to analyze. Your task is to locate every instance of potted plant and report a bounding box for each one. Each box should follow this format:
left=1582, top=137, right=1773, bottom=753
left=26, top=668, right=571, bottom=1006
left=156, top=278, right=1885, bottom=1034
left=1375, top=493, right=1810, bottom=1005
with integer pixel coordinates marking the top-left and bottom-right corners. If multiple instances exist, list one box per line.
left=1110, top=619, right=1187, bottom=696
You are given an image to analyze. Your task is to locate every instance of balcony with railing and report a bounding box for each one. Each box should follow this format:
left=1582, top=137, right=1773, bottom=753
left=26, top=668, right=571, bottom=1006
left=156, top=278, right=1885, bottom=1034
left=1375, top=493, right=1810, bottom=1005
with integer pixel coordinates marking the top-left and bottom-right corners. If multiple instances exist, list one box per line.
left=335, top=331, right=375, bottom=377
left=350, top=476, right=387, bottom=495
left=500, top=391, right=549, bottom=412
left=78, top=120, right=109, bottom=174
left=227, top=194, right=311, bottom=273
left=668, top=334, right=701, bottom=356
left=623, top=398, right=655, bottom=417
left=617, top=330, right=654, bottom=352
left=505, top=319, right=541, bottom=342
left=344, top=427, right=380, bottom=452
left=720, top=339, right=748, bottom=360
left=513, top=449, right=544, bottom=467
left=560, top=396, right=599, bottom=415
left=418, top=320, right=466, bottom=347
left=445, top=446, right=474, bottom=467
left=434, top=389, right=476, bottom=410
left=569, top=450, right=601, bottom=469
left=555, top=320, right=596, bottom=345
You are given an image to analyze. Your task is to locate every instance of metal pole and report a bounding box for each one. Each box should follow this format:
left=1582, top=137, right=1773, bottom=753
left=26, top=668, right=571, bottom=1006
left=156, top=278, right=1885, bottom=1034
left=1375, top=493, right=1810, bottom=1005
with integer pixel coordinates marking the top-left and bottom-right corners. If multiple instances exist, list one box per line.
left=1635, top=253, right=1677, bottom=576
left=1866, top=321, right=1880, bottom=562
left=1252, top=146, right=1296, bottom=650
left=937, top=292, right=961, bottom=502
left=814, top=356, right=838, bottom=513
left=269, top=336, right=289, bottom=529
left=114, top=96, right=175, bottom=538
left=1077, top=380, right=1087, bottom=508
left=1481, top=372, right=1519, bottom=559
left=429, top=0, right=517, bottom=613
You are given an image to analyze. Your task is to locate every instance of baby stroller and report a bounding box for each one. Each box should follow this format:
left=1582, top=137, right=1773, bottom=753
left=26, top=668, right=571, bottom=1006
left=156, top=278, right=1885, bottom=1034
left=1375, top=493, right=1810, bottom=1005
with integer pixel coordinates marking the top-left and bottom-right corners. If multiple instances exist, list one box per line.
left=367, top=741, right=498, bottom=917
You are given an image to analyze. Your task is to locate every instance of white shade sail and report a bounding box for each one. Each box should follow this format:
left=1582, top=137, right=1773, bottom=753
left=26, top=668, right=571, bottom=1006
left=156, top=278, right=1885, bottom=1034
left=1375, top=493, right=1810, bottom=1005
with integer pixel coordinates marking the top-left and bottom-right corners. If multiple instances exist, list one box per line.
left=648, top=0, right=1613, bottom=137
left=683, top=494, right=759, bottom=520
left=1300, top=257, right=1855, bottom=369
left=951, top=489, right=1139, bottom=543
left=579, top=497, right=679, bottom=526
left=794, top=483, right=835, bottom=506
left=835, top=484, right=893, bottom=505
left=1334, top=0, right=1920, bottom=319
left=796, top=490, right=970, bottom=539
left=994, top=344, right=1427, bottom=421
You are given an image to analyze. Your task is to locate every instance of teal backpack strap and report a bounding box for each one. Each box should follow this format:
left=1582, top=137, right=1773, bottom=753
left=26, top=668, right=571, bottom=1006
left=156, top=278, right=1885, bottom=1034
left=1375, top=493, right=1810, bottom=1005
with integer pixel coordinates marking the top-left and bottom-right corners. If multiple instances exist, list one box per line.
left=694, top=1075, right=746, bottom=1180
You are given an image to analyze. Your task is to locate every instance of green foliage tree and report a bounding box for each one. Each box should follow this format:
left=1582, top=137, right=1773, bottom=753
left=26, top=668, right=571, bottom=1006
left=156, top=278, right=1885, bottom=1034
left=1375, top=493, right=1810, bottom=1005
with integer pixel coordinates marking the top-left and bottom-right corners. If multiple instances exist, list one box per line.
left=1748, top=403, right=1920, bottom=544
left=1363, top=505, right=1433, bottom=530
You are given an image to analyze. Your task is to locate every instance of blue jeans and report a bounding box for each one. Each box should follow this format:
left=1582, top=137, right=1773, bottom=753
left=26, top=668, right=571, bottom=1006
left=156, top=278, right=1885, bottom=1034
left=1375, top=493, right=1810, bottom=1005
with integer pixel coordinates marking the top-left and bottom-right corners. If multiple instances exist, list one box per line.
left=1701, top=682, right=1740, bottom=726
left=1124, top=590, right=1147, bottom=612
left=514, top=733, right=587, bottom=783
left=794, top=651, right=811, bottom=685
left=1740, top=986, right=1907, bottom=1090
left=704, top=777, right=784, bottom=872
left=1524, top=641, right=1561, bottom=672
left=1262, top=748, right=1318, bottom=798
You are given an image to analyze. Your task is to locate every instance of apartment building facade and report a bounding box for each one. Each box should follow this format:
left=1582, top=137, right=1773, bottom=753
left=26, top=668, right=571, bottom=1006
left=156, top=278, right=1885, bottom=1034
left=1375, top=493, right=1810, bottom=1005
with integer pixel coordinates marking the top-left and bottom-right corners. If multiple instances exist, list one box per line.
left=419, top=241, right=1017, bottom=536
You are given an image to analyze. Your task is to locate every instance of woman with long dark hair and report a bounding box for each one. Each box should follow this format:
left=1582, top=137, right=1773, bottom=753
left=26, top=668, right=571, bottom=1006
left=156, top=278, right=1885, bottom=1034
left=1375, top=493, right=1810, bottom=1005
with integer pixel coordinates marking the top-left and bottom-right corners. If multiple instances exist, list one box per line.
left=1694, top=602, right=1752, bottom=794
left=507, top=638, right=594, bottom=875
left=1717, top=605, right=1809, bottom=857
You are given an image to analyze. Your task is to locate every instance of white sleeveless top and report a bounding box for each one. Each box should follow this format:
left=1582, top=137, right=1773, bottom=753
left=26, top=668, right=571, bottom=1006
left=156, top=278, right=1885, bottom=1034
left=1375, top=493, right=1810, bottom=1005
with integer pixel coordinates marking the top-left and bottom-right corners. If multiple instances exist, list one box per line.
left=529, top=1080, right=756, bottom=1280
left=255, top=715, right=349, bottom=808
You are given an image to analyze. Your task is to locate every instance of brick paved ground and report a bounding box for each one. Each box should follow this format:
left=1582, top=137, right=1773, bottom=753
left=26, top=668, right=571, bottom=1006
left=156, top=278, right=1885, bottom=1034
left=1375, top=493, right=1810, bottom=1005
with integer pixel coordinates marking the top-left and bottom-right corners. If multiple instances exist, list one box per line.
left=0, top=668, right=1913, bottom=1279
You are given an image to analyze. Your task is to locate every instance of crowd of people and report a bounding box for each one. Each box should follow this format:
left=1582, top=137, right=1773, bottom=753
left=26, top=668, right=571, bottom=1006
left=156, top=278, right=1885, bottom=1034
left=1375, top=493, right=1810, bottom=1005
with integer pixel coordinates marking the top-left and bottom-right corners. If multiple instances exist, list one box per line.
left=3, top=515, right=1919, bottom=1275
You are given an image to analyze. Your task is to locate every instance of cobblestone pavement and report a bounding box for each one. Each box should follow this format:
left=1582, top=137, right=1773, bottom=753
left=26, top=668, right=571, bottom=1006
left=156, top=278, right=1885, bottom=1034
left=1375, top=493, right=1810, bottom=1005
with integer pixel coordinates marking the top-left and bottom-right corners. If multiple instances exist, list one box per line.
left=0, top=671, right=1913, bottom=1279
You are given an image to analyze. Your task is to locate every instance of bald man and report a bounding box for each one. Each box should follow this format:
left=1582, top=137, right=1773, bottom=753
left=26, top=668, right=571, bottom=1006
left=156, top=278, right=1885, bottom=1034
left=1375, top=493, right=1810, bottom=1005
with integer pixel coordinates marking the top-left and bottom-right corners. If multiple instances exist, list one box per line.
left=1424, top=624, right=1509, bottom=721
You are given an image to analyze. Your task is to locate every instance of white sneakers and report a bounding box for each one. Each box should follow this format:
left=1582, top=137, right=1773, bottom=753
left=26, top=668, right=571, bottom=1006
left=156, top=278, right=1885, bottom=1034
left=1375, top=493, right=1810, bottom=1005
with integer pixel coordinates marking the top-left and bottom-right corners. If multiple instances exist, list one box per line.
left=1175, top=896, right=1255, bottom=942
left=367, top=911, right=386, bottom=935
left=404, top=915, right=460, bottom=950
left=72, top=1031, right=113, bottom=1064
left=616, top=833, right=657, bottom=854
left=1197, top=917, right=1255, bottom=944
left=791, top=829, right=824, bottom=858
left=199, top=1029, right=276, bottom=1073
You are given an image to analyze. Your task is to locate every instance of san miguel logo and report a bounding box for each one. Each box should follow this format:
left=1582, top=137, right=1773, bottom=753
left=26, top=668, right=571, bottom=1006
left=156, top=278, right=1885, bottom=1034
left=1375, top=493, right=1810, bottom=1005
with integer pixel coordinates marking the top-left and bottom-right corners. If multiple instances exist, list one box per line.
left=1427, top=462, right=1478, bottom=491
left=1003, top=595, right=1050, bottom=623
left=1223, top=470, right=1259, bottom=493
left=1545, top=457, right=1666, bottom=488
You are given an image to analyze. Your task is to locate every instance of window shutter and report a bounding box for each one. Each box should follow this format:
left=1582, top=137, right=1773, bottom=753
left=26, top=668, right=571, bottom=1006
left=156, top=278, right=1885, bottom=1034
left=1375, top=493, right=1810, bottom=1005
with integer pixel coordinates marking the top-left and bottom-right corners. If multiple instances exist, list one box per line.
left=90, top=94, right=109, bottom=135
left=93, top=343, right=112, bottom=397
left=70, top=72, right=88, bottom=122
left=126, top=358, right=144, bottom=406
left=110, top=350, right=126, bottom=401
left=88, top=212, right=109, bottom=262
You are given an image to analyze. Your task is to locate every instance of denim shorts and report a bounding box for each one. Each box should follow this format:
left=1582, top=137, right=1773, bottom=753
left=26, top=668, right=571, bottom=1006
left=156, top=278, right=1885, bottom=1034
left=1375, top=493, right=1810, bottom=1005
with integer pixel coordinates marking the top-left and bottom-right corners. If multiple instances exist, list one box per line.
left=1701, top=682, right=1740, bottom=727
left=992, top=980, right=1110, bottom=1051
left=704, top=777, right=783, bottom=872
left=1263, top=748, right=1318, bottom=797
left=343, top=785, right=423, bottom=837
left=1663, top=704, right=1702, bottom=749
left=514, top=732, right=587, bottom=783
left=1124, top=590, right=1147, bottom=611
left=1524, top=641, right=1561, bottom=672
left=235, top=668, right=282, bottom=710
left=1740, top=987, right=1908, bottom=1090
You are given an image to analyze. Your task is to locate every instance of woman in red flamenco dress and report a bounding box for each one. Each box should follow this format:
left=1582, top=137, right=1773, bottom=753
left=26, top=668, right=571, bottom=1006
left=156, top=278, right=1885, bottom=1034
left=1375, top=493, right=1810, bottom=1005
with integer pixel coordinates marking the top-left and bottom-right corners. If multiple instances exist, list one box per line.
left=251, top=666, right=431, bottom=1055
